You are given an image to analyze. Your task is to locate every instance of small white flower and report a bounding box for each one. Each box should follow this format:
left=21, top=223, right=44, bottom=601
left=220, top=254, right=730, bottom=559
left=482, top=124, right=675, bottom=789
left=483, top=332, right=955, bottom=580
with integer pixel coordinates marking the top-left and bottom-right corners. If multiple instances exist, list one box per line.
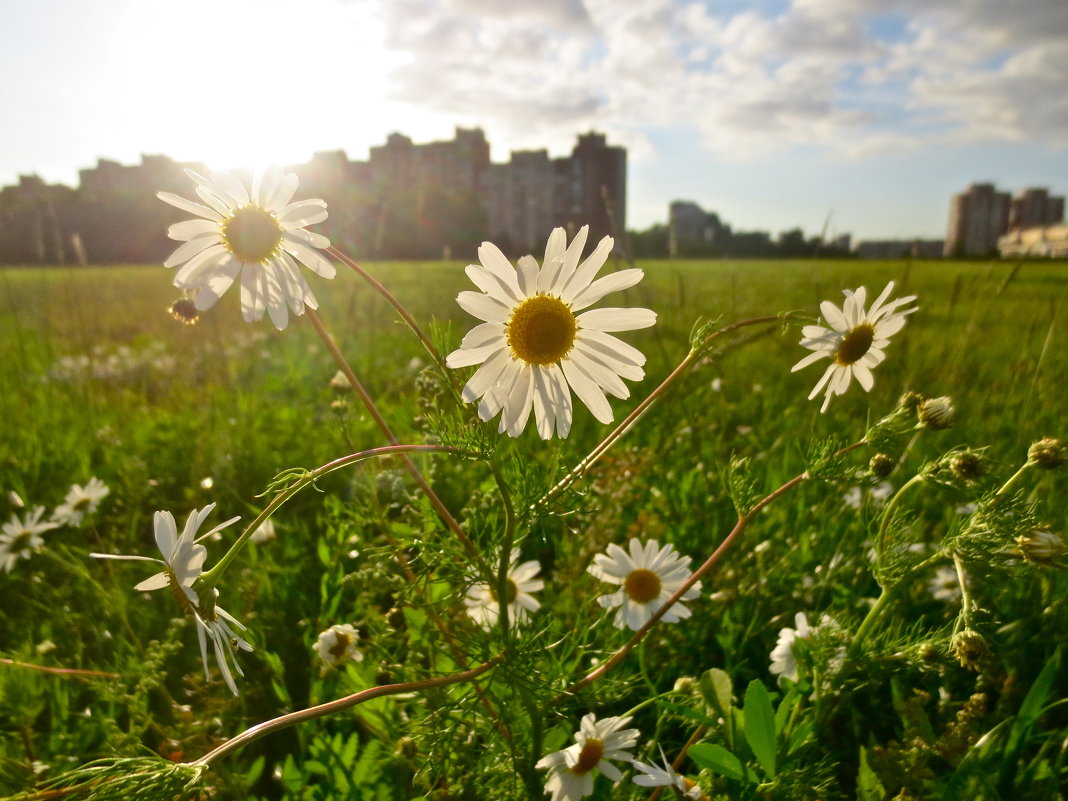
left=929, top=566, right=962, bottom=602
left=446, top=226, right=656, bottom=438
left=588, top=539, right=701, bottom=631
left=250, top=519, right=277, bottom=544
left=631, top=746, right=703, bottom=799
left=792, top=281, right=918, bottom=412
left=536, top=713, right=640, bottom=801
left=159, top=168, right=334, bottom=330
left=464, top=551, right=544, bottom=630
left=315, top=623, right=364, bottom=669
left=0, top=507, right=60, bottom=572
left=52, top=478, right=110, bottom=527
left=769, top=611, right=838, bottom=683
left=91, top=504, right=252, bottom=694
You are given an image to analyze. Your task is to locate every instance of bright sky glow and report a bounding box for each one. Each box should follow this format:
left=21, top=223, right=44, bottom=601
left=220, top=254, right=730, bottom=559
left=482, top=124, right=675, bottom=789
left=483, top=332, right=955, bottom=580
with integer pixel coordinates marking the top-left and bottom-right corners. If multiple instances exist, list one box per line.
left=2, top=0, right=1066, bottom=241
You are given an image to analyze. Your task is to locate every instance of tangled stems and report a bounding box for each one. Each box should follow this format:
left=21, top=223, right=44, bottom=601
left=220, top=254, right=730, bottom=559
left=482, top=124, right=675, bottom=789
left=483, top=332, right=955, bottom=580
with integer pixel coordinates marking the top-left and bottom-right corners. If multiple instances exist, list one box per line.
left=189, top=654, right=502, bottom=769
left=537, top=315, right=785, bottom=509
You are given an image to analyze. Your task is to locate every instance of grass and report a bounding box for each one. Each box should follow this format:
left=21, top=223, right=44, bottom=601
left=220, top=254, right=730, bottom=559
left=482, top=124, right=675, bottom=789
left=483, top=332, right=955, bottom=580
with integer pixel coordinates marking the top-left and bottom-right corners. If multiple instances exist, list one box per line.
left=0, top=257, right=1066, bottom=801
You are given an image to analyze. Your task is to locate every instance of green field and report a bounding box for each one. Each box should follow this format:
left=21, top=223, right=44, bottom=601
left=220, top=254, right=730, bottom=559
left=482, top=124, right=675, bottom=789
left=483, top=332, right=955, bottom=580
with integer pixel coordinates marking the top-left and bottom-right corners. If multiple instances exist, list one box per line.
left=1, top=258, right=1066, bottom=800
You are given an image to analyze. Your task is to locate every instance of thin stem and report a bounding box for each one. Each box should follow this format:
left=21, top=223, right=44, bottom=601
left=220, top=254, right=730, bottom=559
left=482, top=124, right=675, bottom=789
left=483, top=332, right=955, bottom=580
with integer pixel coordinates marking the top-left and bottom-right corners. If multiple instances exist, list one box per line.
left=491, top=463, right=518, bottom=642
left=952, top=553, right=975, bottom=631
left=537, top=316, right=783, bottom=509
left=874, top=474, right=926, bottom=557
left=192, top=654, right=502, bottom=767
left=305, top=307, right=483, bottom=565
left=994, top=461, right=1035, bottom=499
left=0, top=658, right=120, bottom=680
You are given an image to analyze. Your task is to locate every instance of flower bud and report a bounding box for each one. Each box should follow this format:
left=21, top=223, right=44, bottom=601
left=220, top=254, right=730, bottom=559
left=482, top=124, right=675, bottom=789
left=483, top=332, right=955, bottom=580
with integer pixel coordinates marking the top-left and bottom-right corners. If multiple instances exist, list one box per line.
left=869, top=453, right=895, bottom=478
left=1015, top=529, right=1065, bottom=565
left=950, top=451, right=984, bottom=481
left=898, top=390, right=926, bottom=411
left=329, top=369, right=352, bottom=394
left=1028, top=437, right=1064, bottom=470
left=950, top=629, right=988, bottom=672
left=673, top=676, right=698, bottom=694
left=918, top=396, right=955, bottom=429
left=168, top=298, right=199, bottom=325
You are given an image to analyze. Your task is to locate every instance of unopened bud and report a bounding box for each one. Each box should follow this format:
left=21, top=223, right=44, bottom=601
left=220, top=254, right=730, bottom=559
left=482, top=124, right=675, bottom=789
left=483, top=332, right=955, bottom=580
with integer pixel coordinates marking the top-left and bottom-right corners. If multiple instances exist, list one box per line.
left=950, top=629, right=988, bottom=672
left=329, top=369, right=352, bottom=394
left=918, top=396, right=955, bottom=429
left=673, top=676, right=698, bottom=694
left=898, top=391, right=926, bottom=411
left=1028, top=437, right=1064, bottom=470
left=950, top=451, right=984, bottom=481
left=1015, top=529, right=1065, bottom=565
left=869, top=453, right=895, bottom=478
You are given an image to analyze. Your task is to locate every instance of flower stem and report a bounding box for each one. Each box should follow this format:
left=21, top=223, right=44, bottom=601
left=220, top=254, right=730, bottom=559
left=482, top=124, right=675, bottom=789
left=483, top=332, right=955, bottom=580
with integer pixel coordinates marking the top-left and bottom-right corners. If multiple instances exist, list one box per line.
left=537, top=315, right=783, bottom=509
left=305, top=307, right=483, bottom=565
left=192, top=654, right=502, bottom=767
left=490, top=463, right=518, bottom=642
left=874, top=474, right=926, bottom=557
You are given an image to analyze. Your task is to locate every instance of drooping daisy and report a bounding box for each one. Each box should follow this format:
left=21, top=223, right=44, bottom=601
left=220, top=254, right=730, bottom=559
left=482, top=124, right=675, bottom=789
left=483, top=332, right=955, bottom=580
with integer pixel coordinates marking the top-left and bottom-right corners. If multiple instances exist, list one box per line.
left=588, top=538, right=701, bottom=631
left=928, top=565, right=962, bottom=602
left=631, top=746, right=705, bottom=800
left=769, top=611, right=839, bottom=683
left=446, top=226, right=656, bottom=439
left=792, top=281, right=918, bottom=412
left=464, top=551, right=544, bottom=630
left=315, top=623, right=365, bottom=670
left=0, top=507, right=60, bottom=573
left=158, top=168, right=334, bottom=330
left=91, top=504, right=252, bottom=695
left=536, top=713, right=639, bottom=801
left=52, top=477, right=110, bottom=527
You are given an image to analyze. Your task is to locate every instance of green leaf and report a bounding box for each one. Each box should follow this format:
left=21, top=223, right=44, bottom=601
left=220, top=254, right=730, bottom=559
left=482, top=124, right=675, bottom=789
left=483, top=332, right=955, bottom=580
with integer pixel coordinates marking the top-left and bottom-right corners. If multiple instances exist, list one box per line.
left=699, top=668, right=734, bottom=719
left=243, top=755, right=265, bottom=789
left=743, top=679, right=777, bottom=778
left=857, top=746, right=885, bottom=801
left=655, top=699, right=721, bottom=728
left=773, top=685, right=799, bottom=736
left=688, top=743, right=747, bottom=782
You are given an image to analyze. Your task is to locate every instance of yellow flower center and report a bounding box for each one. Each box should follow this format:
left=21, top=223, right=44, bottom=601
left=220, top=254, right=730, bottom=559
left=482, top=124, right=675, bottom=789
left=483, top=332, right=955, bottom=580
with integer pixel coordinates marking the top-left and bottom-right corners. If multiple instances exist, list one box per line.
left=570, top=738, right=604, bottom=776
left=835, top=324, right=875, bottom=366
left=73, top=497, right=92, bottom=511
left=7, top=532, right=32, bottom=553
left=506, top=295, right=577, bottom=366
left=488, top=578, right=519, bottom=605
left=221, top=205, right=283, bottom=263
left=624, top=568, right=662, bottom=603
left=329, top=631, right=352, bottom=659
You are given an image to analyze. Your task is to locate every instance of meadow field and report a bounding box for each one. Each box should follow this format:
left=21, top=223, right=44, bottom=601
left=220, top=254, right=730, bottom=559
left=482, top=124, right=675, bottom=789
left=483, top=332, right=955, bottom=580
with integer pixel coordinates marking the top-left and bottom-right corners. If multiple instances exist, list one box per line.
left=0, top=257, right=1066, bottom=800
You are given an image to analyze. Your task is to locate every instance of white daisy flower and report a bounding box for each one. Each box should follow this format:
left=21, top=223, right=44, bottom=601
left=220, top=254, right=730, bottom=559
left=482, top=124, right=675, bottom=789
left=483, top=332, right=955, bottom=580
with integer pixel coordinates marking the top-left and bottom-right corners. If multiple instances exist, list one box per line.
left=91, top=504, right=252, bottom=695
left=158, top=168, right=334, bottom=330
left=928, top=566, right=962, bottom=602
left=0, top=506, right=60, bottom=572
left=792, top=281, right=918, bottom=412
left=631, top=746, right=704, bottom=799
left=536, top=713, right=640, bottom=801
left=446, top=226, right=656, bottom=439
left=249, top=519, right=277, bottom=544
left=464, top=551, right=544, bottom=630
left=769, top=611, right=840, bottom=683
left=52, top=477, right=110, bottom=527
left=315, top=623, right=365, bottom=669
left=588, top=538, right=701, bottom=631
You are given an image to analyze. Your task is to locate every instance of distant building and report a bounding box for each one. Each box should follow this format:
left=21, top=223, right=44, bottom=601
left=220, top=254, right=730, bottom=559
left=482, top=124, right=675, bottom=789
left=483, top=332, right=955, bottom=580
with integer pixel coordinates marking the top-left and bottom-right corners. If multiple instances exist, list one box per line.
left=668, top=201, right=727, bottom=257
left=945, top=183, right=1011, bottom=257
left=1009, top=187, right=1065, bottom=231
left=998, top=224, right=1068, bottom=258
left=855, top=239, right=944, bottom=259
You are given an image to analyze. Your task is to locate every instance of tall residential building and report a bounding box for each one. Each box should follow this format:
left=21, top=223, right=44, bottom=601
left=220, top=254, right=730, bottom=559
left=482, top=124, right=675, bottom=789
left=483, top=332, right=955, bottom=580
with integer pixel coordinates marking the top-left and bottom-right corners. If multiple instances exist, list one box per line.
left=668, top=201, right=726, bottom=256
left=1009, top=187, right=1065, bottom=231
left=944, top=183, right=1011, bottom=257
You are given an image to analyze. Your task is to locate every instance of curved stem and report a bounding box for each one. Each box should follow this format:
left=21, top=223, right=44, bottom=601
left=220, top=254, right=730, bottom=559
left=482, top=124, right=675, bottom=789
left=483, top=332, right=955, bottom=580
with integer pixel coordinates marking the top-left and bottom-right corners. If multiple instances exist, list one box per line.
left=192, top=654, right=502, bottom=767
left=490, top=463, right=518, bottom=642
left=874, top=474, right=925, bottom=557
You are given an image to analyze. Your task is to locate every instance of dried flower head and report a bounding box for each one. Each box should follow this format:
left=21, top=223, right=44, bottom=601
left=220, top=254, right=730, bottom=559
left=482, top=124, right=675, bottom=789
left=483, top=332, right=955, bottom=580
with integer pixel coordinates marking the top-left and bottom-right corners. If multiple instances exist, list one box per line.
left=950, top=450, right=984, bottom=482
left=1027, top=437, right=1064, bottom=470
left=869, top=453, right=896, bottom=478
left=950, top=629, right=989, bottom=672
left=1014, top=529, right=1065, bottom=565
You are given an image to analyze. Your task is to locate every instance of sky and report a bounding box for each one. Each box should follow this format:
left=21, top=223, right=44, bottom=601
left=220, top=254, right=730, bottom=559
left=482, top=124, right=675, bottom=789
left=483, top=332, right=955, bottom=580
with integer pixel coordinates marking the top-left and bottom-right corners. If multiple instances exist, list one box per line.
left=2, top=0, right=1066, bottom=242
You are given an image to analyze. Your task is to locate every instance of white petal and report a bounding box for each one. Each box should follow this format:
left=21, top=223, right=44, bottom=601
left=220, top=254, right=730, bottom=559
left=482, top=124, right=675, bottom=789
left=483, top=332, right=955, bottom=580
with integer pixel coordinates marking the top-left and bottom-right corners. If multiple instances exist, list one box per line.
left=285, top=227, right=331, bottom=250
left=550, top=225, right=589, bottom=294
left=134, top=572, right=170, bottom=592
left=561, top=359, right=614, bottom=423
left=502, top=366, right=534, bottom=437
left=791, top=349, right=829, bottom=372
left=573, top=340, right=643, bottom=383
left=579, top=329, right=646, bottom=367
left=173, top=243, right=230, bottom=287
left=531, top=366, right=555, bottom=440
left=254, top=167, right=284, bottom=208
left=459, top=321, right=506, bottom=351
left=163, top=236, right=218, bottom=269
left=278, top=199, right=328, bottom=228
left=211, top=171, right=250, bottom=207
left=516, top=254, right=539, bottom=296
left=240, top=266, right=268, bottom=322
left=168, top=218, right=221, bottom=242
left=820, top=300, right=849, bottom=332
left=476, top=243, right=523, bottom=298
left=461, top=348, right=511, bottom=402
left=577, top=307, right=656, bottom=332
left=283, top=237, right=336, bottom=279
left=447, top=342, right=503, bottom=368
left=568, top=267, right=642, bottom=310
left=547, top=363, right=574, bottom=438
left=192, top=259, right=242, bottom=311
left=853, top=362, right=874, bottom=391
left=808, top=364, right=838, bottom=400
left=157, top=191, right=222, bottom=222
left=266, top=172, right=299, bottom=212
left=457, top=290, right=511, bottom=323
left=466, top=263, right=521, bottom=306
left=568, top=349, right=629, bottom=399
left=560, top=234, right=614, bottom=303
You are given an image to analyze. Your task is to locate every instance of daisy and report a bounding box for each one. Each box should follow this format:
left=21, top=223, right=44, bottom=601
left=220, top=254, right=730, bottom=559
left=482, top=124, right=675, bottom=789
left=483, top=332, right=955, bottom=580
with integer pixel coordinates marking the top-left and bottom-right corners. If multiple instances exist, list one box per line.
left=928, top=566, right=962, bottom=602
left=315, top=623, right=365, bottom=669
left=769, top=611, right=837, bottom=682
left=91, top=504, right=252, bottom=695
left=792, top=281, right=918, bottom=412
left=536, top=713, right=639, bottom=801
left=52, top=477, right=110, bottom=527
left=446, top=226, right=656, bottom=439
left=158, top=168, right=334, bottom=330
left=631, top=746, right=705, bottom=799
left=588, top=538, right=701, bottom=631
left=464, top=551, right=544, bottom=630
left=0, top=507, right=60, bottom=572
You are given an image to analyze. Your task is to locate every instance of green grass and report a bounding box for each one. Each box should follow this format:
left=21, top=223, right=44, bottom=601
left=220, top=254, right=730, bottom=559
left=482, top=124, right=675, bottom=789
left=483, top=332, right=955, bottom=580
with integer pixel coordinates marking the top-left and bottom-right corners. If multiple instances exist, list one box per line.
left=0, top=258, right=1066, bottom=801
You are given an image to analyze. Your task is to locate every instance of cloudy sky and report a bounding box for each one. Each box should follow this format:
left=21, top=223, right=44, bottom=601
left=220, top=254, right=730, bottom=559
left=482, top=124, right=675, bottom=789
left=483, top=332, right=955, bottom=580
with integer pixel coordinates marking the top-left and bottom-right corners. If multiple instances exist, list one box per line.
left=3, top=0, right=1066, bottom=241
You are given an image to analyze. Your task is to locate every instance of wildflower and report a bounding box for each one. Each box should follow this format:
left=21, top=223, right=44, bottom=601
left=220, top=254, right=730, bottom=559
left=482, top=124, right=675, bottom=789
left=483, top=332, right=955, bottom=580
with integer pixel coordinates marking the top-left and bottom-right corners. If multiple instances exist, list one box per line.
left=1028, top=437, right=1064, bottom=470
left=918, top=396, right=955, bottom=429
left=446, top=227, right=656, bottom=438
left=769, top=611, right=835, bottom=682
left=588, top=538, right=700, bottom=631
left=1015, top=529, right=1066, bottom=565
left=52, top=478, right=110, bottom=527
left=631, top=747, right=705, bottom=800
left=315, top=623, right=364, bottom=669
left=792, top=281, right=918, bottom=412
left=950, top=628, right=988, bottom=671
left=464, top=552, right=543, bottom=630
left=158, top=168, right=334, bottom=330
left=91, top=504, right=252, bottom=694
left=0, top=507, right=59, bottom=572
left=535, top=713, right=639, bottom=801
left=329, top=369, right=351, bottom=393
left=928, top=566, right=962, bottom=602
left=250, top=519, right=277, bottom=544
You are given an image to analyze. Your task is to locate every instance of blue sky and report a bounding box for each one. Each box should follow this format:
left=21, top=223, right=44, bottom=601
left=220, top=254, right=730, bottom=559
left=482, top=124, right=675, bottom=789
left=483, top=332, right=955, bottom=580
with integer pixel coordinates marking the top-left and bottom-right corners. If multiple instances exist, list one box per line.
left=2, top=0, right=1066, bottom=241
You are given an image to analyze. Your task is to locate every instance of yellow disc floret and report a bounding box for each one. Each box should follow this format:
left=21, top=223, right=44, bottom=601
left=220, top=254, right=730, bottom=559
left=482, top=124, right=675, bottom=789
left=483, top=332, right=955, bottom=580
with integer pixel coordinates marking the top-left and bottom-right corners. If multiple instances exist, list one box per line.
left=624, top=568, right=662, bottom=604
left=506, top=295, right=577, bottom=366
left=221, top=205, right=283, bottom=264
left=570, top=738, right=604, bottom=775
left=835, top=323, right=875, bottom=366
